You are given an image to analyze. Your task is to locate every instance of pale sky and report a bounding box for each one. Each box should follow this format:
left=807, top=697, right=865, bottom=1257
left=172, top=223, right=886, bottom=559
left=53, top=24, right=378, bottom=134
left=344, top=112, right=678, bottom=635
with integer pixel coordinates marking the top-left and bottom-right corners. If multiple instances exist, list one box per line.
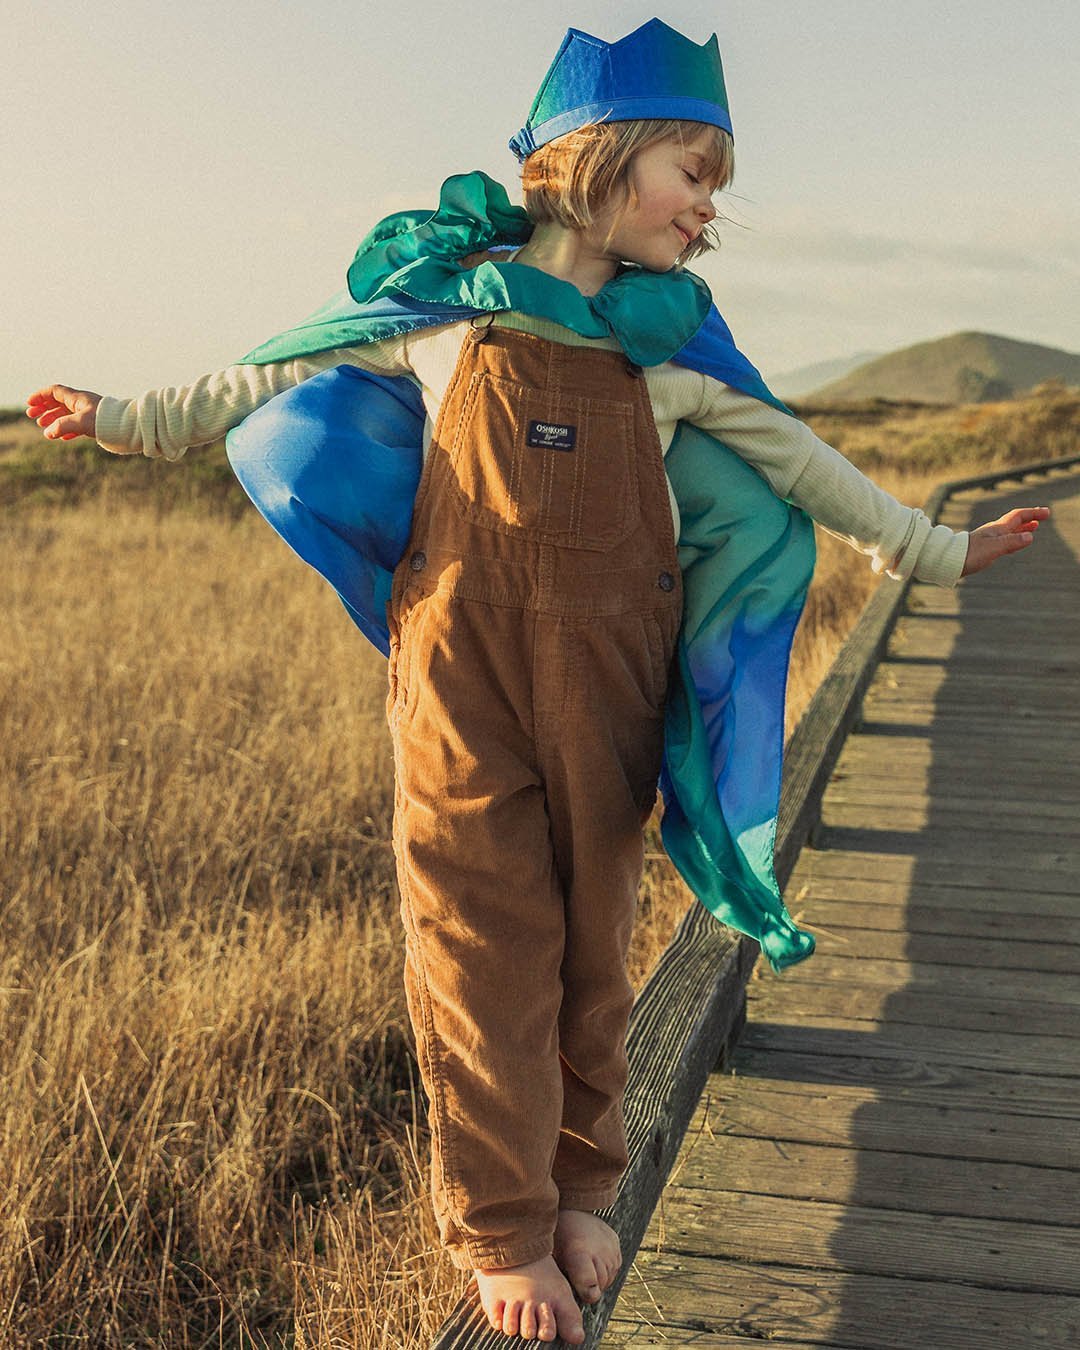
left=4, top=0, right=1078, bottom=406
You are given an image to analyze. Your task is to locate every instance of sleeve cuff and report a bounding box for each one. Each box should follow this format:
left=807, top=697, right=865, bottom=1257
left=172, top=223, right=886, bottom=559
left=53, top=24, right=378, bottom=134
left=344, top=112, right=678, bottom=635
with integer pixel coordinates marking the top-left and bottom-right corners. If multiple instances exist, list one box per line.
left=913, top=526, right=969, bottom=587
left=888, top=516, right=968, bottom=587
left=94, top=395, right=137, bottom=454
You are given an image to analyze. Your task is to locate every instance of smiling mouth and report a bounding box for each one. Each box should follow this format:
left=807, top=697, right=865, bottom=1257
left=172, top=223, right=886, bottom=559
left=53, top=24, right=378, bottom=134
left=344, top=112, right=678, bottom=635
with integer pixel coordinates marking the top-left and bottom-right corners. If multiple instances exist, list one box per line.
left=674, top=225, right=693, bottom=248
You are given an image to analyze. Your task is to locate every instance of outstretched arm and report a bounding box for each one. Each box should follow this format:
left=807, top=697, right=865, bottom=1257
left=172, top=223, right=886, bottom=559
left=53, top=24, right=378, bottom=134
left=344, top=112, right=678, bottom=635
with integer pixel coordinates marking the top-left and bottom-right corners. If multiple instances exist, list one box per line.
left=25, top=337, right=411, bottom=461
left=691, top=376, right=1049, bottom=585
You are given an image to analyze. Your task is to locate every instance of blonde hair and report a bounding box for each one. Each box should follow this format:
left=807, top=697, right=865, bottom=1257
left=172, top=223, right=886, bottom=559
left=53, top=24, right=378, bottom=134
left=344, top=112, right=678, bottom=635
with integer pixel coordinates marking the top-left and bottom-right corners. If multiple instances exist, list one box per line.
left=520, top=119, right=734, bottom=263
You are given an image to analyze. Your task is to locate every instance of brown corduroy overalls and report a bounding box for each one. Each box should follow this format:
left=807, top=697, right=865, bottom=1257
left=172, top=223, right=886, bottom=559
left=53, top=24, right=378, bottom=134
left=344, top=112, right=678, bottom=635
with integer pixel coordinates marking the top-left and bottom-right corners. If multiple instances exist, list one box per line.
left=386, top=320, right=683, bottom=1271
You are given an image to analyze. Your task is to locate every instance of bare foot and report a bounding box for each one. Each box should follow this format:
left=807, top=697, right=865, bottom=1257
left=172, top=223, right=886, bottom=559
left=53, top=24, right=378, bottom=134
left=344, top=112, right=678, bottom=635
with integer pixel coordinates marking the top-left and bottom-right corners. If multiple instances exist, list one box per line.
left=475, top=1254, right=585, bottom=1343
left=553, top=1209, right=622, bottom=1305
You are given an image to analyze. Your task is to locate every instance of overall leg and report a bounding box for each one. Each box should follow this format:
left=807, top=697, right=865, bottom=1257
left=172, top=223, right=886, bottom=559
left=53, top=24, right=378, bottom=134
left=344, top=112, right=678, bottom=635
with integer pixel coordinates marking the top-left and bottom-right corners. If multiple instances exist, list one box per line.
left=391, top=594, right=568, bottom=1271
left=535, top=608, right=672, bottom=1208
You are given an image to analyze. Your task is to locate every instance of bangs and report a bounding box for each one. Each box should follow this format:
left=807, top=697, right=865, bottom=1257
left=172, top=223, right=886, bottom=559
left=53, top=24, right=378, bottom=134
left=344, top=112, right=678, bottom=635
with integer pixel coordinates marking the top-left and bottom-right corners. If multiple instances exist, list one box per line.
left=675, top=121, right=735, bottom=191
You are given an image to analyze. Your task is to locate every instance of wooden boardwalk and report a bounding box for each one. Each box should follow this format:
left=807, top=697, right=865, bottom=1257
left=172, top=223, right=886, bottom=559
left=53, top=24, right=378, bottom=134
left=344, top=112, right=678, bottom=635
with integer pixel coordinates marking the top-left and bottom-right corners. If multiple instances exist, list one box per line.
left=605, top=467, right=1080, bottom=1349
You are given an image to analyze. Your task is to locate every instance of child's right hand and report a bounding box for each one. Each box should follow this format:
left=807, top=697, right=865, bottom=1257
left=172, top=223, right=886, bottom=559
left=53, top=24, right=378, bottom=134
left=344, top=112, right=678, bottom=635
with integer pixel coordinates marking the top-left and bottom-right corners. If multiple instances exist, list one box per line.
left=25, top=385, right=104, bottom=444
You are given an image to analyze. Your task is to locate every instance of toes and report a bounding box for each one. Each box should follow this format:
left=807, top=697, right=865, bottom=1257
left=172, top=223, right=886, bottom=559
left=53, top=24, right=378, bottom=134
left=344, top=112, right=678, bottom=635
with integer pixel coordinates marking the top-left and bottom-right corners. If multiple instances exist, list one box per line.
left=562, top=1249, right=600, bottom=1298
left=570, top=1257, right=600, bottom=1301
left=486, top=1298, right=505, bottom=1332
left=537, top=1302, right=557, bottom=1342
left=560, top=1310, right=586, bottom=1346
left=502, top=1299, right=522, bottom=1336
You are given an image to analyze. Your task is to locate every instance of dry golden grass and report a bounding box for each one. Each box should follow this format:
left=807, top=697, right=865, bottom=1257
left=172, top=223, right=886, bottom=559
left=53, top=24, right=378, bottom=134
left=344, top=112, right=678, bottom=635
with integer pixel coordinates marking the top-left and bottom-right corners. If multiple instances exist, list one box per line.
left=0, top=494, right=464, bottom=1346
left=1, top=385, right=1076, bottom=1345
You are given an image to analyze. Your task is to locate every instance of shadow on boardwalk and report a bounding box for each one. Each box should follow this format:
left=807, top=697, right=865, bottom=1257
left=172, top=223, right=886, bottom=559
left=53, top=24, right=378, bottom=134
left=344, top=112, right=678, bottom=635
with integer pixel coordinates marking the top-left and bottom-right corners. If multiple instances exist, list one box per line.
left=608, top=468, right=1080, bottom=1347
left=811, top=471, right=1080, bottom=1347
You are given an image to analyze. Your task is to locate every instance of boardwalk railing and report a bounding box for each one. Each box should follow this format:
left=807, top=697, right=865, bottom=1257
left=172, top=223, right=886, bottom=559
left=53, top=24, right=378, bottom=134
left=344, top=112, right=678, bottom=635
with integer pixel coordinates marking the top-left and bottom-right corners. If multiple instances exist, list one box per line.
left=430, top=450, right=1080, bottom=1349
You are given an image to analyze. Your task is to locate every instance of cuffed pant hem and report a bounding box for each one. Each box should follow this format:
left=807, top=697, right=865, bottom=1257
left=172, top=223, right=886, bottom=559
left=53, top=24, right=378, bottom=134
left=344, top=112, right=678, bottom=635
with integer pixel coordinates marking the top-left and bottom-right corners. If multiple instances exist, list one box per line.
left=555, top=1185, right=619, bottom=1211
left=449, top=1232, right=555, bottom=1272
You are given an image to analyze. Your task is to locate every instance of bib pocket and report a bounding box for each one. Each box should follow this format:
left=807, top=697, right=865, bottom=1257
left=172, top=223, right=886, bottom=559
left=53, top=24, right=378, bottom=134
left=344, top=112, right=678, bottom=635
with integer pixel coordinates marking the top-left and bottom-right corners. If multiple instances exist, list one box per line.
left=448, top=372, right=639, bottom=551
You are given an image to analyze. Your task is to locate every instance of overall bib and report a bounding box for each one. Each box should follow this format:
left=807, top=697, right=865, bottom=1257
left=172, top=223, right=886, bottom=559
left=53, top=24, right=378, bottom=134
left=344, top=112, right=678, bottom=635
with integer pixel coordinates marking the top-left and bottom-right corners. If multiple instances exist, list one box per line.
left=386, top=321, right=683, bottom=1270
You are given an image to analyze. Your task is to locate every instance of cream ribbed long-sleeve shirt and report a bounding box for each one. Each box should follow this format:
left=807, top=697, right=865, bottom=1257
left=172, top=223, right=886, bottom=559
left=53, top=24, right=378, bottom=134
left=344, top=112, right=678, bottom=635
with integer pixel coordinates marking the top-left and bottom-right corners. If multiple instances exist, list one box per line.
left=95, top=310, right=969, bottom=587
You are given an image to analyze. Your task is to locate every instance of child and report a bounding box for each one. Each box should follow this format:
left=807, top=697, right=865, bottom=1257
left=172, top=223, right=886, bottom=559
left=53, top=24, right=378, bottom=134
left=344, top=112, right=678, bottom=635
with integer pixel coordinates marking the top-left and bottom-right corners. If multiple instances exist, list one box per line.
left=27, top=20, right=1046, bottom=1344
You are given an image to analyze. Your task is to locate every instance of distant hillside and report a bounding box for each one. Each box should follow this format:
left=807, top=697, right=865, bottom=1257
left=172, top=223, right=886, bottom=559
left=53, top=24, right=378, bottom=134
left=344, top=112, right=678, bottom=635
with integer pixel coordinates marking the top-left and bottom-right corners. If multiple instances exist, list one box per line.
left=769, top=351, right=882, bottom=400
left=812, top=332, right=1080, bottom=403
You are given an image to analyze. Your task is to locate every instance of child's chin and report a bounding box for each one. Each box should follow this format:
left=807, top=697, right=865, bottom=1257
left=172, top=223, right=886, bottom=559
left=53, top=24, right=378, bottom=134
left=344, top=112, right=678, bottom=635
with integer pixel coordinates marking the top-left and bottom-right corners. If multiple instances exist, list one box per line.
left=625, top=259, right=679, bottom=274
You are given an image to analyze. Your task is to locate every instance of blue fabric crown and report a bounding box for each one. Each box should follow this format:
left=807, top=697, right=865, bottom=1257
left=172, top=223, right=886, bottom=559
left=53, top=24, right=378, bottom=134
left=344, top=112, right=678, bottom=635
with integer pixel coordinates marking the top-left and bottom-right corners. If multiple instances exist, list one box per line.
left=509, top=18, right=732, bottom=163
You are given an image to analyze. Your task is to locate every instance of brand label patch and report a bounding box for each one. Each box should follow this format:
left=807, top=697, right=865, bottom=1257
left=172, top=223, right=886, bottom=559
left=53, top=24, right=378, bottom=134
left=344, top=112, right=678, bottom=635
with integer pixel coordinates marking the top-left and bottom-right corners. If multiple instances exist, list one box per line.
left=527, top=419, right=577, bottom=451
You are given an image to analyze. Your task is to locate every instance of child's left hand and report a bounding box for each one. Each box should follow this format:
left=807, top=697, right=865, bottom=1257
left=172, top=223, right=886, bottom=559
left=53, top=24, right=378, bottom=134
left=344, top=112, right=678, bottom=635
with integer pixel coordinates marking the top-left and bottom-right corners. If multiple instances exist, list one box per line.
left=960, top=506, right=1050, bottom=577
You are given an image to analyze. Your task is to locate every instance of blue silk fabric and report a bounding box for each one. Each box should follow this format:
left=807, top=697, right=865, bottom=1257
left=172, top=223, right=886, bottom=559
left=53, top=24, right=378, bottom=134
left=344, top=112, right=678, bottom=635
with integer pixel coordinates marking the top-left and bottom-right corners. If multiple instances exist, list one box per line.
left=508, top=19, right=732, bottom=161
left=225, top=177, right=816, bottom=971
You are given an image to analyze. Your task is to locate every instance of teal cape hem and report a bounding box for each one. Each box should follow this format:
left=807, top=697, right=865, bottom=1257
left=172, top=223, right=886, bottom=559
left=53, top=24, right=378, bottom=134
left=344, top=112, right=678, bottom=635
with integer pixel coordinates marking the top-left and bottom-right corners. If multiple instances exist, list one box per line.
left=225, top=171, right=816, bottom=972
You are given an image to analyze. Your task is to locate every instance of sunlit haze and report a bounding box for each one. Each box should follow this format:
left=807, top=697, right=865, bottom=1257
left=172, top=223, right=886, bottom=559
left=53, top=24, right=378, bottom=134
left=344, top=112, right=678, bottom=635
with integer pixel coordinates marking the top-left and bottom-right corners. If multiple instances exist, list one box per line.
left=5, top=0, right=1078, bottom=404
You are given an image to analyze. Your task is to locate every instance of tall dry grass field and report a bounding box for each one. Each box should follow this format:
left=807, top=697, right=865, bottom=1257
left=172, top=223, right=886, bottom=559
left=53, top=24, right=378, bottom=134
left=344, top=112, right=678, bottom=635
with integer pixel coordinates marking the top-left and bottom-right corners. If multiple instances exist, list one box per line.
left=1, top=384, right=1075, bottom=1345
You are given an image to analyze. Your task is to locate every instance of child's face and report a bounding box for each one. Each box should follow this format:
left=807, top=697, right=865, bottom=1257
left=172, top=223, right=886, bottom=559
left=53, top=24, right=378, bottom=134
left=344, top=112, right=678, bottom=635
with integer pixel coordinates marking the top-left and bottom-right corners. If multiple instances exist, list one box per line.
left=593, top=130, right=720, bottom=272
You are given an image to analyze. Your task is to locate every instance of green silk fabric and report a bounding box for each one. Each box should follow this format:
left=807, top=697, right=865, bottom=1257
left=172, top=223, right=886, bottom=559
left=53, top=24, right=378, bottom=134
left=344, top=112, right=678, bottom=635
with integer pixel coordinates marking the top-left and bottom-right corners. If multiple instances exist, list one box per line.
left=242, top=171, right=712, bottom=370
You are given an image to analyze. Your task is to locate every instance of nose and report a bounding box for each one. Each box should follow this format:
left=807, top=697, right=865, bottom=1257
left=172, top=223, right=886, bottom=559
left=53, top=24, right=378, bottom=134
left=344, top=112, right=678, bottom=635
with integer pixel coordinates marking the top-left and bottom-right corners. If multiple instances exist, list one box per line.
left=696, top=192, right=717, bottom=223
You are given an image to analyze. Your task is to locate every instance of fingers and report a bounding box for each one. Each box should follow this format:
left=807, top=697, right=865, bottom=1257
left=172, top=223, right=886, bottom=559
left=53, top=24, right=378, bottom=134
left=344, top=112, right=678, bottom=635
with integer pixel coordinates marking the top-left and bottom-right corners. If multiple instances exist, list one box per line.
left=994, top=506, right=1050, bottom=533
left=35, top=408, right=84, bottom=439
left=26, top=384, right=78, bottom=413
left=1001, top=529, right=1034, bottom=554
left=25, top=385, right=101, bottom=441
left=46, top=418, right=85, bottom=441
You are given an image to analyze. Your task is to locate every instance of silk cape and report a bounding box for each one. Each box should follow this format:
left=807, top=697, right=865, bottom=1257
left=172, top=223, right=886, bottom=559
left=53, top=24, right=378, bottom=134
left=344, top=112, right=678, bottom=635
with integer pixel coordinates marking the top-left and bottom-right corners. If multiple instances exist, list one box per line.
left=224, top=171, right=817, bottom=971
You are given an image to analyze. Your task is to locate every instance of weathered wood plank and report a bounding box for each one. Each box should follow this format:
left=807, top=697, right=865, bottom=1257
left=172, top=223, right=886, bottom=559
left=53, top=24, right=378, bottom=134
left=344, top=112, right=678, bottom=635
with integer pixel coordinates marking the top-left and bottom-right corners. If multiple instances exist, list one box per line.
left=790, top=846, right=1080, bottom=891
left=885, top=631, right=1080, bottom=663
left=737, top=1013, right=1078, bottom=1076
left=651, top=1186, right=1080, bottom=1294
left=870, top=662, right=1080, bottom=694
left=810, top=826, right=1078, bottom=870
left=832, top=739, right=1080, bottom=770
left=827, top=770, right=1080, bottom=799
left=848, top=721, right=1078, bottom=750
left=785, top=871, right=1080, bottom=913
left=855, top=704, right=1080, bottom=731
left=905, top=591, right=1079, bottom=615
left=732, top=1046, right=1080, bottom=1118
left=707, top=1082, right=1080, bottom=1168
left=859, top=684, right=1080, bottom=713
left=664, top=1130, right=1078, bottom=1225
left=784, top=896, right=1080, bottom=943
left=608, top=1254, right=1080, bottom=1349
left=823, top=779, right=1080, bottom=813
left=606, top=1335, right=829, bottom=1350
left=775, top=922, right=1080, bottom=971
left=746, top=978, right=1080, bottom=1037
left=753, top=953, right=1080, bottom=1004
left=820, top=800, right=1080, bottom=839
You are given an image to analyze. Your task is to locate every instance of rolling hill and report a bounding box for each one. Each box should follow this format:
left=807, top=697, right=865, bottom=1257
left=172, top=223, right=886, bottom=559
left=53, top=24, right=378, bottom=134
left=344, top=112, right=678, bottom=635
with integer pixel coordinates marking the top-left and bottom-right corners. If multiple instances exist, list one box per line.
left=810, top=332, right=1080, bottom=404
left=769, top=351, right=883, bottom=400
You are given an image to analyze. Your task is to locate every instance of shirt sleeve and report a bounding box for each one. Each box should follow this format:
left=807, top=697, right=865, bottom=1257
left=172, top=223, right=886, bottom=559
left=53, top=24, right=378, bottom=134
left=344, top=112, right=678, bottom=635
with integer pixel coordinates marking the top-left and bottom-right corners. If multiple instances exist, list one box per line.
left=692, top=375, right=969, bottom=587
left=94, top=336, right=411, bottom=462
